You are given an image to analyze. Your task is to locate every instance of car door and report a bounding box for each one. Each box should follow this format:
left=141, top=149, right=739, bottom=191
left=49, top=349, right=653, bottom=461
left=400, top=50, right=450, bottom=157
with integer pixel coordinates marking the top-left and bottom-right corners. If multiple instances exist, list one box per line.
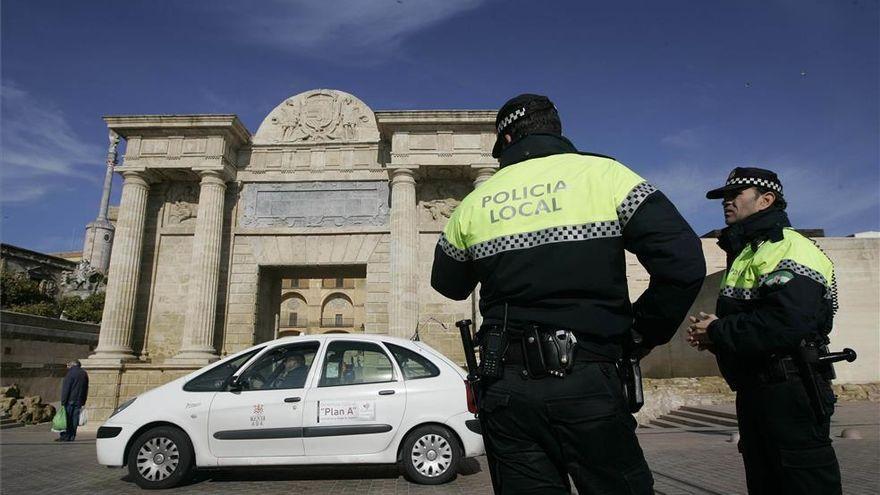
left=208, top=341, right=320, bottom=458
left=302, top=339, right=406, bottom=456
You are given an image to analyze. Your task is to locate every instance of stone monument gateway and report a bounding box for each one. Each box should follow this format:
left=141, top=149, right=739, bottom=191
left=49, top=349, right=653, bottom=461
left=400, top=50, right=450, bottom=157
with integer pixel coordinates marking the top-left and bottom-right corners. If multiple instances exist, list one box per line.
left=84, top=90, right=498, bottom=421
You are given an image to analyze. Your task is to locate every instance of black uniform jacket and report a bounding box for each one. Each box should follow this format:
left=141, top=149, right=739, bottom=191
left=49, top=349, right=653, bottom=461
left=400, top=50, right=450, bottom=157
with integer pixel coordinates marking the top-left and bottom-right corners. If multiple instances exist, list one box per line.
left=707, top=208, right=837, bottom=388
left=431, top=134, right=706, bottom=358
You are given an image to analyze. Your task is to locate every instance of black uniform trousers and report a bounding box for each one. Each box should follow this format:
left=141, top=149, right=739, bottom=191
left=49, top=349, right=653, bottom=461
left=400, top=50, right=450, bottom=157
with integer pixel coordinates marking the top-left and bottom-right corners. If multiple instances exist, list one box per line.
left=735, top=375, right=841, bottom=494
left=479, top=360, right=654, bottom=494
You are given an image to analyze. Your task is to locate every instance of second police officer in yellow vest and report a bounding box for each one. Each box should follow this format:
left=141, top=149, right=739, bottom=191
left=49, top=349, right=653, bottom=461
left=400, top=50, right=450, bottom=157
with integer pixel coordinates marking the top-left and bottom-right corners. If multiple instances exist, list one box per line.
left=688, top=168, right=842, bottom=494
left=431, top=94, right=706, bottom=494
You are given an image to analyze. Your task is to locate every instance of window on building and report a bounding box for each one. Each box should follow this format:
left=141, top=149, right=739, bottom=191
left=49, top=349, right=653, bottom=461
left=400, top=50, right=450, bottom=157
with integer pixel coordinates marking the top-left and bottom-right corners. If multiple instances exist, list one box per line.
left=288, top=313, right=298, bottom=326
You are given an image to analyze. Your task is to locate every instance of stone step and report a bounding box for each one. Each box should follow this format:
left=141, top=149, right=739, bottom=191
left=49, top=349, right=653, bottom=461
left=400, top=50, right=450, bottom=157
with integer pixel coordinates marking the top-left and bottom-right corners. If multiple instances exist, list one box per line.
left=679, top=405, right=738, bottom=420
left=648, top=418, right=681, bottom=428
left=0, top=418, right=23, bottom=430
left=667, top=410, right=739, bottom=428
left=654, top=413, right=711, bottom=428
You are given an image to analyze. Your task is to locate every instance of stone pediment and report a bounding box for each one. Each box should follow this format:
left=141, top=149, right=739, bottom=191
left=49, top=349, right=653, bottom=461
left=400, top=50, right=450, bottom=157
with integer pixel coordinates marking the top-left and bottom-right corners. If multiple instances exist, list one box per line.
left=253, top=89, right=379, bottom=146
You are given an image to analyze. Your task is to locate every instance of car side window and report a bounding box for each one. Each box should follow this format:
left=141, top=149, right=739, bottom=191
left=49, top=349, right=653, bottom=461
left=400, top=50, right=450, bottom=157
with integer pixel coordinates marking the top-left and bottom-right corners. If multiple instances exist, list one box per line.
left=385, top=343, right=440, bottom=380
left=183, top=348, right=263, bottom=392
left=237, top=342, right=319, bottom=391
left=319, top=341, right=394, bottom=387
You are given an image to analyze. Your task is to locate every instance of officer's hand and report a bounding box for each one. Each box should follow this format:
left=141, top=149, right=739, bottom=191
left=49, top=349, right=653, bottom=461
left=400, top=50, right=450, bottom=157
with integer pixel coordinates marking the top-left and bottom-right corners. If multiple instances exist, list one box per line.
left=686, top=312, right=717, bottom=351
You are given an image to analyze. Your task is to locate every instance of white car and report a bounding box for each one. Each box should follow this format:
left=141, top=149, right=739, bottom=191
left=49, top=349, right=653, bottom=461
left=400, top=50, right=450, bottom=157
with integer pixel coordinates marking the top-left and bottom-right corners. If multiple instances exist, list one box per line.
left=96, top=334, right=483, bottom=489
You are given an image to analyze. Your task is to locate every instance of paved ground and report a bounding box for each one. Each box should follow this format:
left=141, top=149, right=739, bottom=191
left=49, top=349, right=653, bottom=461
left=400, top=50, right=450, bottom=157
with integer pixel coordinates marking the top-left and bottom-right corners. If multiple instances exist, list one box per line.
left=1, top=402, right=877, bottom=494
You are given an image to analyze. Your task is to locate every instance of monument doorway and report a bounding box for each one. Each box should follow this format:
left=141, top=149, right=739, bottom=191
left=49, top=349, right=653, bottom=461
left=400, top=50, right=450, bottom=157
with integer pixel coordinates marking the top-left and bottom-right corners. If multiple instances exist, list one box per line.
left=254, top=264, right=367, bottom=343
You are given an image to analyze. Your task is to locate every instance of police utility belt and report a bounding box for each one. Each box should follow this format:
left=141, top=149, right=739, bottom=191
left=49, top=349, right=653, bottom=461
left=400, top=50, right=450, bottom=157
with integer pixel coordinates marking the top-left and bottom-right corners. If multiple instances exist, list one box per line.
left=476, top=323, right=578, bottom=379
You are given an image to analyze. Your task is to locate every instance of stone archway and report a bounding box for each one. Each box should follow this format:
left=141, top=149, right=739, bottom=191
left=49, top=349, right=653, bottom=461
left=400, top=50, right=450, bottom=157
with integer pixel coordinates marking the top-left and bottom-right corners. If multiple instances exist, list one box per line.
left=321, top=292, right=354, bottom=330
left=280, top=292, right=307, bottom=331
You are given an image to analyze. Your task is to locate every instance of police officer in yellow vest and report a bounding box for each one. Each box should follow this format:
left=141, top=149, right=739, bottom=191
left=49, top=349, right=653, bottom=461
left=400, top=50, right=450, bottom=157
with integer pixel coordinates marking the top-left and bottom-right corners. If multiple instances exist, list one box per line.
left=688, top=167, right=842, bottom=494
left=431, top=94, right=706, bottom=494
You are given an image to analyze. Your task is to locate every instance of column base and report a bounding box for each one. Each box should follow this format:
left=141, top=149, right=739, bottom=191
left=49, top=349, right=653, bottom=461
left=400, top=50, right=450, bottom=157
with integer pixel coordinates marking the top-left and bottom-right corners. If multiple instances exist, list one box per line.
left=81, top=350, right=139, bottom=367
left=166, top=350, right=220, bottom=366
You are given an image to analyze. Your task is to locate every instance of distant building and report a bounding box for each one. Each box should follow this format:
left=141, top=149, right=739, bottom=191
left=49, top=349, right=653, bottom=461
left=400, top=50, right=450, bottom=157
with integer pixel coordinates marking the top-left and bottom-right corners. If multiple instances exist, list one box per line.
left=1, top=243, right=76, bottom=294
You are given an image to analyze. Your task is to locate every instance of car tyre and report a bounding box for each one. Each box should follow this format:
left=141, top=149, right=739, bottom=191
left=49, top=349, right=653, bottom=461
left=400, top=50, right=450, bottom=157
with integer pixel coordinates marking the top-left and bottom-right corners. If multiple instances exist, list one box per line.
left=400, top=425, right=461, bottom=485
left=127, top=426, right=194, bottom=489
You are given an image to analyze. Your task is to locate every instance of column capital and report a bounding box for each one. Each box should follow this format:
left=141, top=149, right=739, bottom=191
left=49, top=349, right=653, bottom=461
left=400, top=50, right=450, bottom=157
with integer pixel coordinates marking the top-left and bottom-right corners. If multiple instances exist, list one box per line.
left=388, top=166, right=418, bottom=185
left=198, top=169, right=229, bottom=187
left=120, top=170, right=150, bottom=188
left=471, top=163, right=498, bottom=187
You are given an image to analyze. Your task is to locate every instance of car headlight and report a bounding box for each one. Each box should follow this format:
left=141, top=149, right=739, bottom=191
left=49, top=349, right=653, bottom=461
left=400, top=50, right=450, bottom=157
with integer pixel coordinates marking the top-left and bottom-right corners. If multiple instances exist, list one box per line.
left=109, top=397, right=136, bottom=419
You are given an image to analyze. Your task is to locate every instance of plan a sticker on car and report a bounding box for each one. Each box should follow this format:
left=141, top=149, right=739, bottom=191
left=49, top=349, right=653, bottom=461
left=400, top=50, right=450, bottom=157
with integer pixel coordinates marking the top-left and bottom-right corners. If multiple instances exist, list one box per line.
left=318, top=400, right=376, bottom=422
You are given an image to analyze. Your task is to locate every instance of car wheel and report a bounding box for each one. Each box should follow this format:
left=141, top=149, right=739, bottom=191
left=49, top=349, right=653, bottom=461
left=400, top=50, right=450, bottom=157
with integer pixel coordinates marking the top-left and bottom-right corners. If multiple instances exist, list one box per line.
left=127, top=426, right=194, bottom=489
left=400, top=425, right=460, bottom=485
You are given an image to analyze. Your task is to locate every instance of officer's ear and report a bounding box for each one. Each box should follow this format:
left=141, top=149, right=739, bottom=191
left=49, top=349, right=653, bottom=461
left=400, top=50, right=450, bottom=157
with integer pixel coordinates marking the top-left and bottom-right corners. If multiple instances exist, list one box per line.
left=756, top=190, right=777, bottom=211
left=504, top=134, right=512, bottom=144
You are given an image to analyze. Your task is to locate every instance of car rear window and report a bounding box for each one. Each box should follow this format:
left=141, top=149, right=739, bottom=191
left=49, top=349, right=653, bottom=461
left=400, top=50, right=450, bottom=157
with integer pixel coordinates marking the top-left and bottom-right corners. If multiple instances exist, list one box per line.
left=384, top=343, right=440, bottom=380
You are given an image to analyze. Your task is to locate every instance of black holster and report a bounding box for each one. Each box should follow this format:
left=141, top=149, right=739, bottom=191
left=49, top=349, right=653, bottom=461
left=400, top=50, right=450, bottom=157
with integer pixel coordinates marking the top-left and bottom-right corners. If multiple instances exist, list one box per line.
left=521, top=326, right=577, bottom=378
left=617, top=356, right=644, bottom=413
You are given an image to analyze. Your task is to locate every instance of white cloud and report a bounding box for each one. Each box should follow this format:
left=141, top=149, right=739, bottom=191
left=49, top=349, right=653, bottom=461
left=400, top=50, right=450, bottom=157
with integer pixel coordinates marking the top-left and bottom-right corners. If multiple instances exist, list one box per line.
left=660, top=128, right=703, bottom=150
left=213, top=0, right=488, bottom=57
left=0, top=82, right=103, bottom=203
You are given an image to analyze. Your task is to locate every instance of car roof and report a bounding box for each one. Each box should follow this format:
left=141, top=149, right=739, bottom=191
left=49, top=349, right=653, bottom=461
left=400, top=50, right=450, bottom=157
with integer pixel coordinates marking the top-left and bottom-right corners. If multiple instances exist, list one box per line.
left=258, top=333, right=423, bottom=348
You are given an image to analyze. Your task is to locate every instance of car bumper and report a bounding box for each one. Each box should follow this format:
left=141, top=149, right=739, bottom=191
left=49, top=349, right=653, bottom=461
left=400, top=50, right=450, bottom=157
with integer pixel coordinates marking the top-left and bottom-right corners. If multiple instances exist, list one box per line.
left=96, top=422, right=135, bottom=467
left=445, top=411, right=484, bottom=458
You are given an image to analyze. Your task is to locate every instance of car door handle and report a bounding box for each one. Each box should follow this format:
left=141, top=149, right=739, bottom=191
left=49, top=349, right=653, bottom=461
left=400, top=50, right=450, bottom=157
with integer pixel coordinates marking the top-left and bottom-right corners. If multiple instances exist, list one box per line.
left=284, top=397, right=302, bottom=403
left=378, top=390, right=395, bottom=396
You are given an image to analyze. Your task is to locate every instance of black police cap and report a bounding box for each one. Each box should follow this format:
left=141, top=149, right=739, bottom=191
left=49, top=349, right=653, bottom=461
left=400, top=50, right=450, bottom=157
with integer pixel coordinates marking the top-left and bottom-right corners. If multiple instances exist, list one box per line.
left=706, top=167, right=784, bottom=199
left=492, top=94, right=557, bottom=158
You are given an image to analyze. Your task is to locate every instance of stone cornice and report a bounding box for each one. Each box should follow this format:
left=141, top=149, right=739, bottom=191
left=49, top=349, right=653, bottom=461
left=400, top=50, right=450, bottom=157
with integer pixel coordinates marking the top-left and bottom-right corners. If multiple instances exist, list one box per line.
left=104, top=114, right=251, bottom=146
left=375, top=110, right=495, bottom=125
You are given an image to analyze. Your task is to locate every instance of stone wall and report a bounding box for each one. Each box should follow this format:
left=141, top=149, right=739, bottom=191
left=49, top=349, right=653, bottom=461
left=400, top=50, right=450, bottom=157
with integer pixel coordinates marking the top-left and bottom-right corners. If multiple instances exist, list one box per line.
left=635, top=377, right=880, bottom=425
left=629, top=238, right=880, bottom=384
left=0, top=311, right=99, bottom=400
left=86, top=366, right=192, bottom=422
left=815, top=238, right=880, bottom=384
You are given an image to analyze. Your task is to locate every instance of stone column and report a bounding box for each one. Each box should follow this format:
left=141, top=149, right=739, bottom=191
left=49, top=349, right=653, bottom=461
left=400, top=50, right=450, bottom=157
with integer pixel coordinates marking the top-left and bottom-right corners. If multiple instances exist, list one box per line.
left=172, top=170, right=226, bottom=364
left=471, top=165, right=496, bottom=328
left=473, top=165, right=496, bottom=188
left=86, top=171, right=150, bottom=364
left=389, top=166, right=419, bottom=338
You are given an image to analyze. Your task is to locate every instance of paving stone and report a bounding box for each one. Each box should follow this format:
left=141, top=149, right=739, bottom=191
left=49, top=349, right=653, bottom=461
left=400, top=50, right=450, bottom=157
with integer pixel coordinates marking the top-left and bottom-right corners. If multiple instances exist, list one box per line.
left=1, top=402, right=876, bottom=494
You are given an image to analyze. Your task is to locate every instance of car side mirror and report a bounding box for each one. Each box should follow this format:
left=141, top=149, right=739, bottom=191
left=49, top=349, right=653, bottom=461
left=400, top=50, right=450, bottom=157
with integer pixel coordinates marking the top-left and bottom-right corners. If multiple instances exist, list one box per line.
left=228, top=376, right=244, bottom=392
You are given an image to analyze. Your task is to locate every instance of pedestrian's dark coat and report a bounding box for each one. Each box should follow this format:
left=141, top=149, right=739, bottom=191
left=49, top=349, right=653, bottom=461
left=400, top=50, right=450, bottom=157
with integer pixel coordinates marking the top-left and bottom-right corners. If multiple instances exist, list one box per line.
left=61, top=366, right=89, bottom=406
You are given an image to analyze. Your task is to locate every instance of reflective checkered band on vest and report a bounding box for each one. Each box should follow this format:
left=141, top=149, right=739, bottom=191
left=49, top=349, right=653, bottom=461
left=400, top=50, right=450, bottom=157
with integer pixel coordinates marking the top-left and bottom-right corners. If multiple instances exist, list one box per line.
left=773, top=259, right=828, bottom=287
left=720, top=286, right=760, bottom=300
left=767, top=258, right=839, bottom=312
left=438, top=233, right=470, bottom=262
left=806, top=240, right=840, bottom=315
left=497, top=108, right=526, bottom=133
left=468, top=221, right=622, bottom=260
left=727, top=177, right=783, bottom=194
left=617, top=181, right=658, bottom=227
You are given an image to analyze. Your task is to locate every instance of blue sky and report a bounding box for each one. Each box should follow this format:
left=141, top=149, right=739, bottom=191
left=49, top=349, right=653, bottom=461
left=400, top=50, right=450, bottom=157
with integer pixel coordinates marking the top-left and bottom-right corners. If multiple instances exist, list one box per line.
left=2, top=0, right=878, bottom=252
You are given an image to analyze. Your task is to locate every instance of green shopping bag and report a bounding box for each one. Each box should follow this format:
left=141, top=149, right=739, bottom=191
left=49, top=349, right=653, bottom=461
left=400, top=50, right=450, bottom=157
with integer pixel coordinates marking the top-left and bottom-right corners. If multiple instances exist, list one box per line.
left=51, top=406, right=67, bottom=433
